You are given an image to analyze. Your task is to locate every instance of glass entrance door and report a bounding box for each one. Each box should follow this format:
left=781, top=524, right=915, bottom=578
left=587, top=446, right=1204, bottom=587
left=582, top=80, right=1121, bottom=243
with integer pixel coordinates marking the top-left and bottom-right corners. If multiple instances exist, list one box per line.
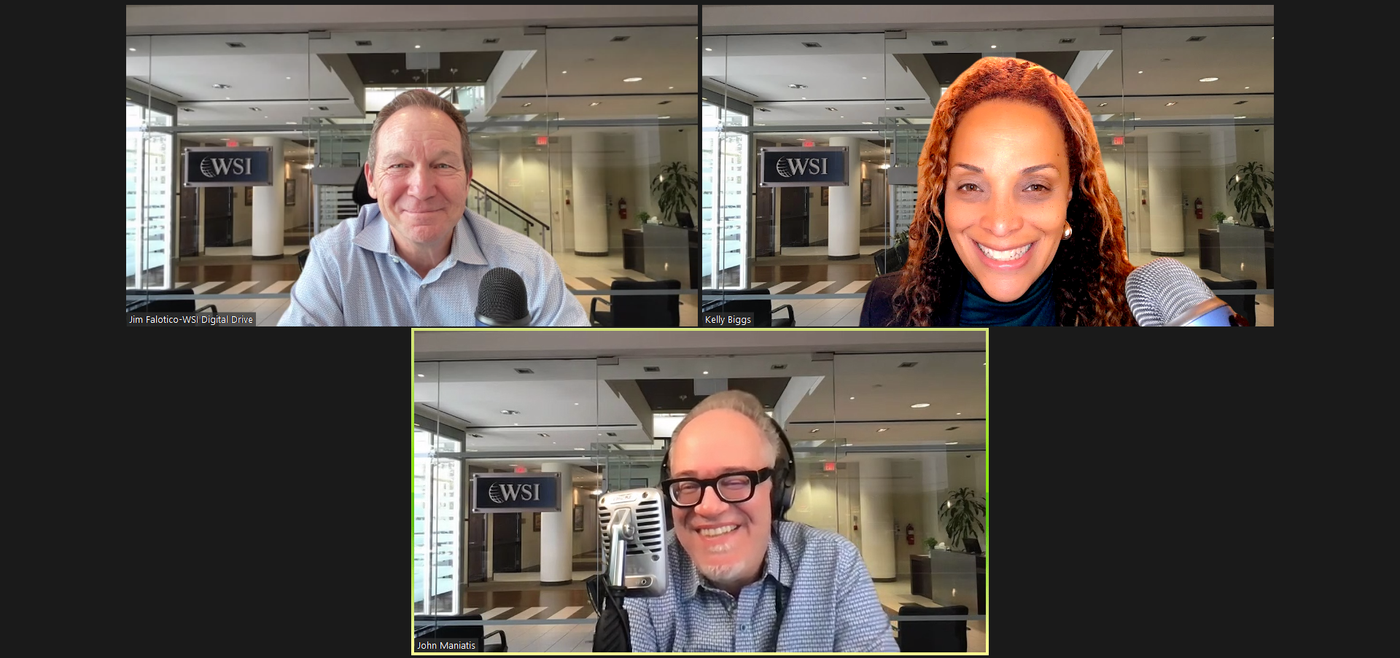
left=126, top=103, right=173, bottom=289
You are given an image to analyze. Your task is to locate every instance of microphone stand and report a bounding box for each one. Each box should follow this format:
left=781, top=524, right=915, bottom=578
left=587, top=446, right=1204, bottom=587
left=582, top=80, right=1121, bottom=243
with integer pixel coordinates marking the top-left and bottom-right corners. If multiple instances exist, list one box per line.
left=591, top=507, right=634, bottom=652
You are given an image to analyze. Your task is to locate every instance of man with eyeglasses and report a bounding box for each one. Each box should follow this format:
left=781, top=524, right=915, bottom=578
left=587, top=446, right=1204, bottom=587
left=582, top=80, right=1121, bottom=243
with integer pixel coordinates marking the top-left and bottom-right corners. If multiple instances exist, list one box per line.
left=622, top=390, right=898, bottom=652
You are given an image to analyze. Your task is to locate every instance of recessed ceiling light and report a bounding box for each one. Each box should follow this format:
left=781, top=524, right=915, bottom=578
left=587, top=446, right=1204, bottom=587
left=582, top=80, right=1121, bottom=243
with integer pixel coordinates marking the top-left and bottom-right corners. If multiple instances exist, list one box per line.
left=501, top=409, right=519, bottom=415
left=946, top=441, right=959, bottom=445
left=1138, top=70, right=1144, bottom=74
left=702, top=371, right=709, bottom=375
left=1199, top=77, right=1219, bottom=82
left=1245, top=86, right=1250, bottom=90
left=590, top=102, right=601, bottom=106
left=788, top=83, right=807, bottom=89
left=522, top=102, right=532, bottom=107
left=861, top=76, right=867, bottom=80
left=538, top=433, right=550, bottom=438
left=877, top=428, right=888, bottom=433
left=623, top=77, right=643, bottom=82
left=574, top=447, right=586, bottom=451
left=849, top=397, right=855, bottom=400
left=705, top=47, right=713, bottom=51
left=862, top=121, right=873, bottom=125
left=809, top=428, right=820, bottom=433
left=416, top=374, right=424, bottom=378
left=1165, top=102, right=1177, bottom=106
left=1099, top=102, right=1108, bottom=107
left=990, top=45, right=997, bottom=49
left=658, top=115, right=670, bottom=119
left=129, top=47, right=136, bottom=52
left=1234, top=115, right=1246, bottom=119
left=911, top=403, right=931, bottom=408
left=956, top=412, right=962, bottom=416
left=212, top=83, right=231, bottom=89
left=286, top=121, right=297, bottom=125
left=562, top=70, right=567, bottom=74
left=826, top=107, right=838, bottom=112
left=415, top=45, right=421, bottom=49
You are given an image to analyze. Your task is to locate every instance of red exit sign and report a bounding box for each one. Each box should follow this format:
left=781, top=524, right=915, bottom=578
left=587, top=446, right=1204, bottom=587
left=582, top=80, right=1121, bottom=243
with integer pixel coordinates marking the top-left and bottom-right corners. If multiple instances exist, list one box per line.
left=803, top=140, right=815, bottom=147
left=536, top=136, right=548, bottom=146
left=823, top=462, right=836, bottom=472
left=1112, top=136, right=1124, bottom=145
left=514, top=466, right=527, bottom=473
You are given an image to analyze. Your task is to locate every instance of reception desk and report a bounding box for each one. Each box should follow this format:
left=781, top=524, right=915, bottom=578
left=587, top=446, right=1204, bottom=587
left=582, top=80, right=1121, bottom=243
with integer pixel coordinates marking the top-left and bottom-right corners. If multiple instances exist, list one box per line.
left=1218, top=223, right=1271, bottom=289
left=910, top=551, right=985, bottom=615
left=640, top=224, right=699, bottom=291
left=1198, top=229, right=1221, bottom=273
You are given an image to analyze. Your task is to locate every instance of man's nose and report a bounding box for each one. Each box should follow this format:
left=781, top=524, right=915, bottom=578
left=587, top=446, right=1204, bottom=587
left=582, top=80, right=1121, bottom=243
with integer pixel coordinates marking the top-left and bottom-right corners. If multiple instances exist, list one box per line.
left=693, top=485, right=731, bottom=517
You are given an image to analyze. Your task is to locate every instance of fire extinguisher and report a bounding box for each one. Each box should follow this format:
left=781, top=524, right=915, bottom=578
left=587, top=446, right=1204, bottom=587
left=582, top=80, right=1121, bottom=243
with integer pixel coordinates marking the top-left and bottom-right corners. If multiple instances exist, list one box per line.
left=1194, top=198, right=1203, bottom=220
left=905, top=524, right=915, bottom=546
left=618, top=197, right=628, bottom=221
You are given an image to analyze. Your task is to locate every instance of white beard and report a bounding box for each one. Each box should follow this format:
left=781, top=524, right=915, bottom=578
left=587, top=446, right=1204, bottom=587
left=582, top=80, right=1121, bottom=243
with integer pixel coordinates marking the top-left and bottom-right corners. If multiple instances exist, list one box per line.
left=696, top=558, right=750, bottom=590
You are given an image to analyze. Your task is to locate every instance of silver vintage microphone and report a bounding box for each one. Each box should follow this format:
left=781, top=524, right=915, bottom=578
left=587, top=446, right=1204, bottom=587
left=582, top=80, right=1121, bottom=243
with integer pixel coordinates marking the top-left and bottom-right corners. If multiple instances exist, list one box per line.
left=1126, top=258, right=1248, bottom=326
left=597, top=488, right=668, bottom=596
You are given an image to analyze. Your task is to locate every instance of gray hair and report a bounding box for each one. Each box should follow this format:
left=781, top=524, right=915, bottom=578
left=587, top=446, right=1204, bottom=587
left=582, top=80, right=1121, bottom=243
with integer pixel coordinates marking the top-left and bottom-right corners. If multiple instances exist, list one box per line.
left=367, top=89, right=473, bottom=175
left=671, top=390, right=784, bottom=470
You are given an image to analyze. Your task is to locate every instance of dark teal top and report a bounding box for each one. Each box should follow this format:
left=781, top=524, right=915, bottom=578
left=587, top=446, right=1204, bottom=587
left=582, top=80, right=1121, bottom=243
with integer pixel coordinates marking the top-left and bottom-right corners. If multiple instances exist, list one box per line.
left=959, top=264, right=1057, bottom=327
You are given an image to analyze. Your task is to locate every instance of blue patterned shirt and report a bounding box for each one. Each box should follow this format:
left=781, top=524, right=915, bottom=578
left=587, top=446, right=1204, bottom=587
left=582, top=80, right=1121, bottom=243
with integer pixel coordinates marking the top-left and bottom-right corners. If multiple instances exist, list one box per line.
left=622, top=521, right=899, bottom=652
left=278, top=204, right=588, bottom=326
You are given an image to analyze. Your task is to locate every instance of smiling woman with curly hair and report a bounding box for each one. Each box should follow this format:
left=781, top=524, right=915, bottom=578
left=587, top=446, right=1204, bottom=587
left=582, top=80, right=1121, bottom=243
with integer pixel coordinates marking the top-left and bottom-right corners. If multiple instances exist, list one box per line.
left=860, top=57, right=1135, bottom=326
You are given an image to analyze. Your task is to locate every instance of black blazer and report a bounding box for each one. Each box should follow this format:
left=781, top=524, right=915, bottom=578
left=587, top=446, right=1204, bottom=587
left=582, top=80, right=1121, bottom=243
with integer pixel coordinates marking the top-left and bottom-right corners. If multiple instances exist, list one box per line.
left=859, top=272, right=962, bottom=327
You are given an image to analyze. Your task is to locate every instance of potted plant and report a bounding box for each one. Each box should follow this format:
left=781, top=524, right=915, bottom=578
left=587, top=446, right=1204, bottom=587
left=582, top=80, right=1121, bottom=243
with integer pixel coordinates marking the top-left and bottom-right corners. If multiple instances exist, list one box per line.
left=1225, top=161, right=1274, bottom=224
left=937, top=487, right=986, bottom=552
left=650, top=162, right=698, bottom=226
left=923, top=537, right=939, bottom=557
left=1211, top=211, right=1226, bottom=228
left=636, top=211, right=652, bottom=228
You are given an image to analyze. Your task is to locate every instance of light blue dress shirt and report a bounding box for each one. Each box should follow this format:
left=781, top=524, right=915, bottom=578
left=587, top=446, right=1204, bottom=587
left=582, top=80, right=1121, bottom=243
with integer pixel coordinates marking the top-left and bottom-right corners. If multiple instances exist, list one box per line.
left=622, top=521, right=900, bottom=652
left=278, top=204, right=588, bottom=326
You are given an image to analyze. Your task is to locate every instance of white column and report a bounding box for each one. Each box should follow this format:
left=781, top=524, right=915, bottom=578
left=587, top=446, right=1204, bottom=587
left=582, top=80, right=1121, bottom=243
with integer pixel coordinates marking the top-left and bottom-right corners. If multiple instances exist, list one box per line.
left=571, top=132, right=608, bottom=256
left=540, top=462, right=575, bottom=585
left=857, top=457, right=895, bottom=581
left=634, top=130, right=659, bottom=219
left=1147, top=132, right=1184, bottom=256
left=922, top=453, right=950, bottom=547
left=252, top=136, right=286, bottom=259
left=827, top=136, right=862, bottom=260
left=1208, top=126, right=1238, bottom=221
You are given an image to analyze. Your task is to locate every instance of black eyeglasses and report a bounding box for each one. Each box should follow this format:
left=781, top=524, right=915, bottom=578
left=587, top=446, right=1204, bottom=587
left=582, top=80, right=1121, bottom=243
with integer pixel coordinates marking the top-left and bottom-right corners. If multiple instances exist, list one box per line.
left=660, top=468, right=773, bottom=508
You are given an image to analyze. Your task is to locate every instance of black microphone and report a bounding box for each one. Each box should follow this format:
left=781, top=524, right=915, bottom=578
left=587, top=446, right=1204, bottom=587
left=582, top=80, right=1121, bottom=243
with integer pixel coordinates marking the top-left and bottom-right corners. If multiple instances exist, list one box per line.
left=475, top=268, right=532, bottom=327
left=1125, top=258, right=1248, bottom=326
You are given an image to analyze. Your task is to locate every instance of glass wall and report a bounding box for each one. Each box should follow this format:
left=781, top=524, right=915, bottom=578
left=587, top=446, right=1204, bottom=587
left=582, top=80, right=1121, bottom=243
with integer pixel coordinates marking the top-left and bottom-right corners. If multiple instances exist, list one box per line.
left=413, top=330, right=988, bottom=651
left=126, top=19, right=700, bottom=326
left=700, top=20, right=1273, bottom=326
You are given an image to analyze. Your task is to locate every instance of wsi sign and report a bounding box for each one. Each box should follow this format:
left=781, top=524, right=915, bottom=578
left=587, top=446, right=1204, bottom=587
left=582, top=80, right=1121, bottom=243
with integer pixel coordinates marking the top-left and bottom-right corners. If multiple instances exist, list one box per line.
left=758, top=146, right=849, bottom=188
left=183, top=146, right=273, bottom=187
left=470, top=472, right=561, bottom=513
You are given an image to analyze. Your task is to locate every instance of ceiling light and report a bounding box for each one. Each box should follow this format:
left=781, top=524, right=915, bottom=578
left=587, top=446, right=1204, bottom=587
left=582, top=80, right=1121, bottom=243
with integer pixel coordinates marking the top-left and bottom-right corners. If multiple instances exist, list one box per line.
left=702, top=371, right=709, bottom=375
left=1234, top=115, right=1246, bottom=119
left=1199, top=77, right=1219, bottom=82
left=911, top=403, right=931, bottom=408
left=1164, top=102, right=1176, bottom=106
left=956, top=412, right=961, bottom=416
left=788, top=83, right=807, bottom=89
left=574, top=447, right=586, bottom=451
left=590, top=102, right=601, bottom=106
left=849, top=397, right=855, bottom=400
left=415, top=45, right=421, bottom=49
left=286, top=121, right=297, bottom=125
left=562, top=70, right=567, bottom=74
left=302, top=163, right=314, bottom=169
left=1245, top=86, right=1250, bottom=90
left=705, top=47, right=713, bottom=51
left=862, top=76, right=867, bottom=80
left=623, top=77, right=643, bottom=82
left=574, top=402, right=579, bottom=406
left=538, top=433, right=550, bottom=438
left=990, top=45, right=997, bottom=49
left=668, top=86, right=674, bottom=90
left=416, top=374, right=424, bottom=378
left=212, top=83, right=231, bottom=89
left=863, top=121, right=873, bottom=125
left=522, top=102, right=532, bottom=107
left=1099, top=102, right=1108, bottom=107
left=877, top=428, right=888, bottom=433
left=1138, top=70, right=1144, bottom=74
left=809, top=428, right=820, bottom=433
left=658, top=115, right=670, bottom=119
left=946, top=441, right=959, bottom=445
left=878, top=163, right=890, bottom=169
left=501, top=409, right=519, bottom=415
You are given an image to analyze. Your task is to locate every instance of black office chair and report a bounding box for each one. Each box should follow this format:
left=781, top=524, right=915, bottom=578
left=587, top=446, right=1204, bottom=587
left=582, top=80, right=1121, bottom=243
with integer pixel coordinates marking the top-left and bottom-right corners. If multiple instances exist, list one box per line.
left=296, top=249, right=310, bottom=272
left=894, top=604, right=968, bottom=652
left=125, top=288, right=218, bottom=315
left=1201, top=277, right=1257, bottom=326
left=700, top=288, right=795, bottom=327
left=591, top=279, right=681, bottom=327
left=414, top=613, right=507, bottom=652
left=873, top=241, right=909, bottom=276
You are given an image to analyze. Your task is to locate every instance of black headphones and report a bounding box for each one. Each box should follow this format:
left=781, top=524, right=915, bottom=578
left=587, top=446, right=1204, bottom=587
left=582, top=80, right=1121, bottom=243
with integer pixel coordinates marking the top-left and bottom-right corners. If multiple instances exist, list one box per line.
left=660, top=416, right=797, bottom=528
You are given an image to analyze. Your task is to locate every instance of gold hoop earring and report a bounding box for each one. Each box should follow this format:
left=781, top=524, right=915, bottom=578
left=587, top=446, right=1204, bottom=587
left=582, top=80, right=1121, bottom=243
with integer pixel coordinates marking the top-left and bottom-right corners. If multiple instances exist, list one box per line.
left=1062, top=225, right=1073, bottom=240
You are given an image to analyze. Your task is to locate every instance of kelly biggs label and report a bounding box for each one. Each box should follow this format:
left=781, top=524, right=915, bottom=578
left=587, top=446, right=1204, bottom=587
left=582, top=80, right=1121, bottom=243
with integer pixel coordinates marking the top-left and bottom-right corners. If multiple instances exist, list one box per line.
left=701, top=312, right=755, bottom=327
left=126, top=313, right=257, bottom=326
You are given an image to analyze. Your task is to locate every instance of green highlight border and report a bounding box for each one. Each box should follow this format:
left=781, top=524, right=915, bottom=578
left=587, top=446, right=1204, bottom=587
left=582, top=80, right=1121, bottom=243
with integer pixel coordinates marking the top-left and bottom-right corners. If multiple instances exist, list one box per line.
left=412, top=327, right=989, bottom=655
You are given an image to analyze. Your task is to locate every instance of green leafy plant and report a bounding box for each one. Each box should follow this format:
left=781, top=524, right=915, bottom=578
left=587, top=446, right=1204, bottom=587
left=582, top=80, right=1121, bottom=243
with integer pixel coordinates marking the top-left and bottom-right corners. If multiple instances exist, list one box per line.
left=650, top=162, right=698, bottom=226
left=636, top=210, right=651, bottom=227
left=1225, top=161, right=1274, bottom=222
left=938, top=487, right=986, bottom=551
left=923, top=537, right=939, bottom=554
left=1212, top=211, right=1226, bottom=225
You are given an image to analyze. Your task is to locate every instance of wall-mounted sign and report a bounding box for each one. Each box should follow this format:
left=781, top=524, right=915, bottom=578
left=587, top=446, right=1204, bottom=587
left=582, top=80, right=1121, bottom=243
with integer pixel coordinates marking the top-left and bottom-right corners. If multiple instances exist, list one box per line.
left=183, top=146, right=273, bottom=187
left=758, top=146, right=848, bottom=188
left=470, top=472, right=561, bottom=513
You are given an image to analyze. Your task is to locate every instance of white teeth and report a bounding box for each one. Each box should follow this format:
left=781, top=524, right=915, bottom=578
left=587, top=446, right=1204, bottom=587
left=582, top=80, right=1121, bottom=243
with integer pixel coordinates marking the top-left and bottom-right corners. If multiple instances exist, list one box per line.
left=699, top=525, right=738, bottom=537
left=978, top=243, right=1031, bottom=261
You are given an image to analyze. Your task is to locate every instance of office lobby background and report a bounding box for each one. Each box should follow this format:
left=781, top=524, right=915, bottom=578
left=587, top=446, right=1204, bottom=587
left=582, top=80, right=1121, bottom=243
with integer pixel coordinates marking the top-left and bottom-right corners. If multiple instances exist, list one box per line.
left=414, top=329, right=987, bottom=652
left=699, top=5, right=1274, bottom=326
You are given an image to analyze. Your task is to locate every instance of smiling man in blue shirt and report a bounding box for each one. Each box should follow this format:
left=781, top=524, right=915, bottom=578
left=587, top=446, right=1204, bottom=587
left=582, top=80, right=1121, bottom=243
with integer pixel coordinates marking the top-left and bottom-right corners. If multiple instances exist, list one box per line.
left=279, top=89, right=587, bottom=326
left=623, top=390, right=899, bottom=652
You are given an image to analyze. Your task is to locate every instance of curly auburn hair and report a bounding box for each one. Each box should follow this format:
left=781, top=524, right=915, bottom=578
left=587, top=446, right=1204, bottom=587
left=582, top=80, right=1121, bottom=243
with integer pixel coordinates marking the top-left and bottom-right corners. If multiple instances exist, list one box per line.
left=890, top=57, right=1135, bottom=326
